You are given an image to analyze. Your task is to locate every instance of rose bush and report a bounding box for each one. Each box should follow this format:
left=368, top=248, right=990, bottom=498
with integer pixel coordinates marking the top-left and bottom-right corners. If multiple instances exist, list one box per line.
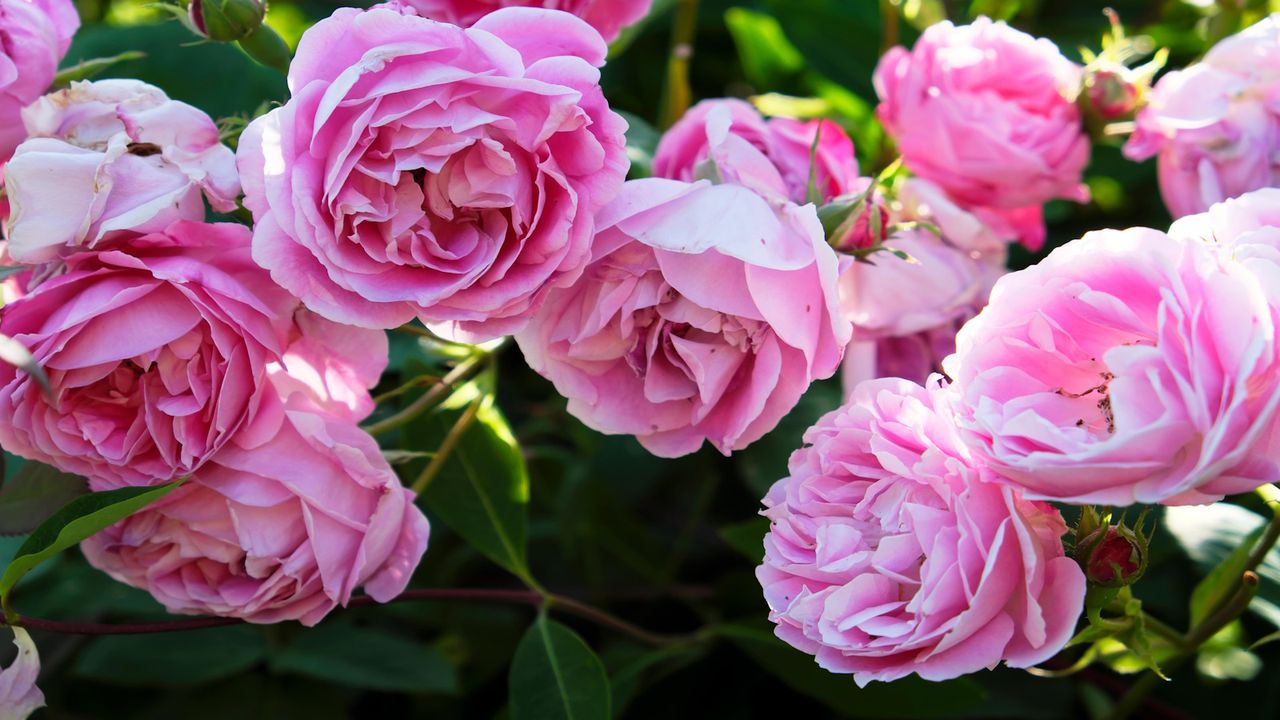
left=237, top=4, right=628, bottom=340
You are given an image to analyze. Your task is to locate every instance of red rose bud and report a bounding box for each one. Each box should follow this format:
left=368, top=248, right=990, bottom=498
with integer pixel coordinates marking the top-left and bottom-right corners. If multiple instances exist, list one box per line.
left=822, top=188, right=890, bottom=252
left=186, top=0, right=265, bottom=42
left=1077, top=524, right=1148, bottom=588
left=1085, top=66, right=1140, bottom=121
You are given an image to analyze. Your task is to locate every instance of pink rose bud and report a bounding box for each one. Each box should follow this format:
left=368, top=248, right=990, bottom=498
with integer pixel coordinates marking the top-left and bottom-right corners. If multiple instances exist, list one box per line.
left=0, top=0, right=78, bottom=162
left=1078, top=526, right=1147, bottom=587
left=515, top=176, right=851, bottom=457
left=1125, top=15, right=1280, bottom=217
left=874, top=17, right=1091, bottom=212
left=945, top=226, right=1280, bottom=506
left=236, top=5, right=629, bottom=340
left=4, top=79, right=241, bottom=264
left=0, top=627, right=44, bottom=719
left=390, top=0, right=653, bottom=43
left=1085, top=66, right=1140, bottom=120
left=758, top=378, right=1086, bottom=686
left=654, top=98, right=862, bottom=205
left=186, top=0, right=265, bottom=42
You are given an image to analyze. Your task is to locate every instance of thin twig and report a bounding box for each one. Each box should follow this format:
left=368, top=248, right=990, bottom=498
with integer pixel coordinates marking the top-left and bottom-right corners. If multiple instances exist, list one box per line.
left=411, top=395, right=484, bottom=494
left=363, top=353, right=488, bottom=437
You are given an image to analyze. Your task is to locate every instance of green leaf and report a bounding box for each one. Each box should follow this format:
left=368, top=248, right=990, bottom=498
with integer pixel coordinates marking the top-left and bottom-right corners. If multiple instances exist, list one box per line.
left=418, top=377, right=531, bottom=583
left=725, top=8, right=806, bottom=89
left=719, top=517, right=769, bottom=564
left=54, top=50, right=146, bottom=85
left=74, top=625, right=268, bottom=686
left=715, top=623, right=985, bottom=718
left=968, top=0, right=1023, bottom=21
left=0, top=479, right=184, bottom=606
left=618, top=110, right=661, bottom=179
left=271, top=623, right=459, bottom=694
left=0, top=463, right=88, bottom=536
left=1166, top=504, right=1280, bottom=628
left=510, top=616, right=611, bottom=720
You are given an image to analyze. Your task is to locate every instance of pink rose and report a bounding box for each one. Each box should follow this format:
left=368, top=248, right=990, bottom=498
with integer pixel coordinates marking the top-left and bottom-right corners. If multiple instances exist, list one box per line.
left=1124, top=16, right=1280, bottom=218
left=390, top=0, right=652, bottom=42
left=757, top=378, right=1085, bottom=686
left=653, top=98, right=861, bottom=204
left=0, top=221, right=303, bottom=489
left=0, top=627, right=43, bottom=719
left=4, top=79, right=241, bottom=264
left=944, top=228, right=1280, bottom=506
left=237, top=5, right=628, bottom=340
left=0, top=0, right=78, bottom=162
left=837, top=178, right=1006, bottom=390
left=82, top=396, right=430, bottom=626
left=874, top=18, right=1090, bottom=220
left=515, top=177, right=850, bottom=457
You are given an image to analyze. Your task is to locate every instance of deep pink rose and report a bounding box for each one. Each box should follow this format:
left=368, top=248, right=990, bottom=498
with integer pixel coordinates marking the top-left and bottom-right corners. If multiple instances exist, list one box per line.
left=758, top=378, right=1085, bottom=686
left=237, top=5, right=628, bottom=340
left=653, top=98, right=861, bottom=204
left=874, top=18, right=1090, bottom=219
left=391, top=0, right=651, bottom=42
left=0, top=628, right=43, bottom=719
left=0, top=0, right=78, bottom=162
left=82, top=392, right=430, bottom=626
left=944, top=228, right=1280, bottom=506
left=0, top=222, right=303, bottom=489
left=4, top=80, right=240, bottom=264
left=1124, top=16, right=1280, bottom=218
left=516, top=177, right=850, bottom=457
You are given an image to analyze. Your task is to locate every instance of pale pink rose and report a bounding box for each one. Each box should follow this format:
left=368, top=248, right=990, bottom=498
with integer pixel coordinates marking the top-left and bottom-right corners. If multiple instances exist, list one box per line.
left=1125, top=15, right=1280, bottom=218
left=515, top=177, right=851, bottom=457
left=0, top=221, right=302, bottom=489
left=653, top=98, right=861, bottom=204
left=757, top=378, right=1085, bottom=686
left=81, top=394, right=430, bottom=626
left=837, top=177, right=1006, bottom=391
left=3, top=80, right=240, bottom=264
left=237, top=5, right=628, bottom=340
left=391, top=0, right=651, bottom=42
left=944, top=228, right=1280, bottom=506
left=874, top=18, right=1090, bottom=225
left=0, top=0, right=78, bottom=162
left=0, top=627, right=43, bottom=719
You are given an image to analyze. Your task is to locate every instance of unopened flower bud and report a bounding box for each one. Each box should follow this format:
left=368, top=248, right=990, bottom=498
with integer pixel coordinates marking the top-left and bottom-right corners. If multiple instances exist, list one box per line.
left=1084, top=66, right=1140, bottom=121
left=187, top=0, right=265, bottom=43
left=822, top=188, right=890, bottom=252
left=1077, top=524, right=1148, bottom=588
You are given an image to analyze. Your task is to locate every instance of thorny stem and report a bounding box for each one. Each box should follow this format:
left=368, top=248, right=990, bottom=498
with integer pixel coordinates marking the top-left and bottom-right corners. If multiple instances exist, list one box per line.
left=1107, top=484, right=1280, bottom=720
left=6, top=588, right=699, bottom=647
left=410, top=395, right=484, bottom=494
left=362, top=352, right=490, bottom=437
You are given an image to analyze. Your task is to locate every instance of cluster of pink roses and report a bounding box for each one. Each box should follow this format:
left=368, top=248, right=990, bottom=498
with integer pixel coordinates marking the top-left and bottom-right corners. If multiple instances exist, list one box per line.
left=1126, top=14, right=1280, bottom=218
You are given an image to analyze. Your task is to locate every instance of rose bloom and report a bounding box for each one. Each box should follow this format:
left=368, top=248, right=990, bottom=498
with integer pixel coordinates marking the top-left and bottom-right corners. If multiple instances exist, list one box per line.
left=0, top=0, right=78, bottom=162
left=944, top=228, right=1280, bottom=506
left=237, top=5, right=628, bottom=340
left=1169, top=188, right=1280, bottom=308
left=4, top=79, right=240, bottom=264
left=1125, top=15, right=1280, bottom=218
left=758, top=378, right=1085, bottom=686
left=82, top=385, right=430, bottom=626
left=0, top=627, right=43, bottom=719
left=0, top=221, right=301, bottom=489
left=653, top=98, right=862, bottom=204
left=392, top=0, right=652, bottom=43
left=874, top=17, right=1090, bottom=247
left=839, top=178, right=1006, bottom=391
left=516, top=176, right=850, bottom=457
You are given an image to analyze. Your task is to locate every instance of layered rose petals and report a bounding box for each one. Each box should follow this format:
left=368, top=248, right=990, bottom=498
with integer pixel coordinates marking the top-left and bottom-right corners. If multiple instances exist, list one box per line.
left=516, top=177, right=850, bottom=457
left=391, top=0, right=652, bottom=43
left=0, top=0, right=78, bottom=162
left=758, top=378, right=1085, bottom=686
left=944, top=228, right=1280, bottom=506
left=237, top=5, right=628, bottom=340
left=0, top=222, right=299, bottom=489
left=4, top=80, right=241, bottom=264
